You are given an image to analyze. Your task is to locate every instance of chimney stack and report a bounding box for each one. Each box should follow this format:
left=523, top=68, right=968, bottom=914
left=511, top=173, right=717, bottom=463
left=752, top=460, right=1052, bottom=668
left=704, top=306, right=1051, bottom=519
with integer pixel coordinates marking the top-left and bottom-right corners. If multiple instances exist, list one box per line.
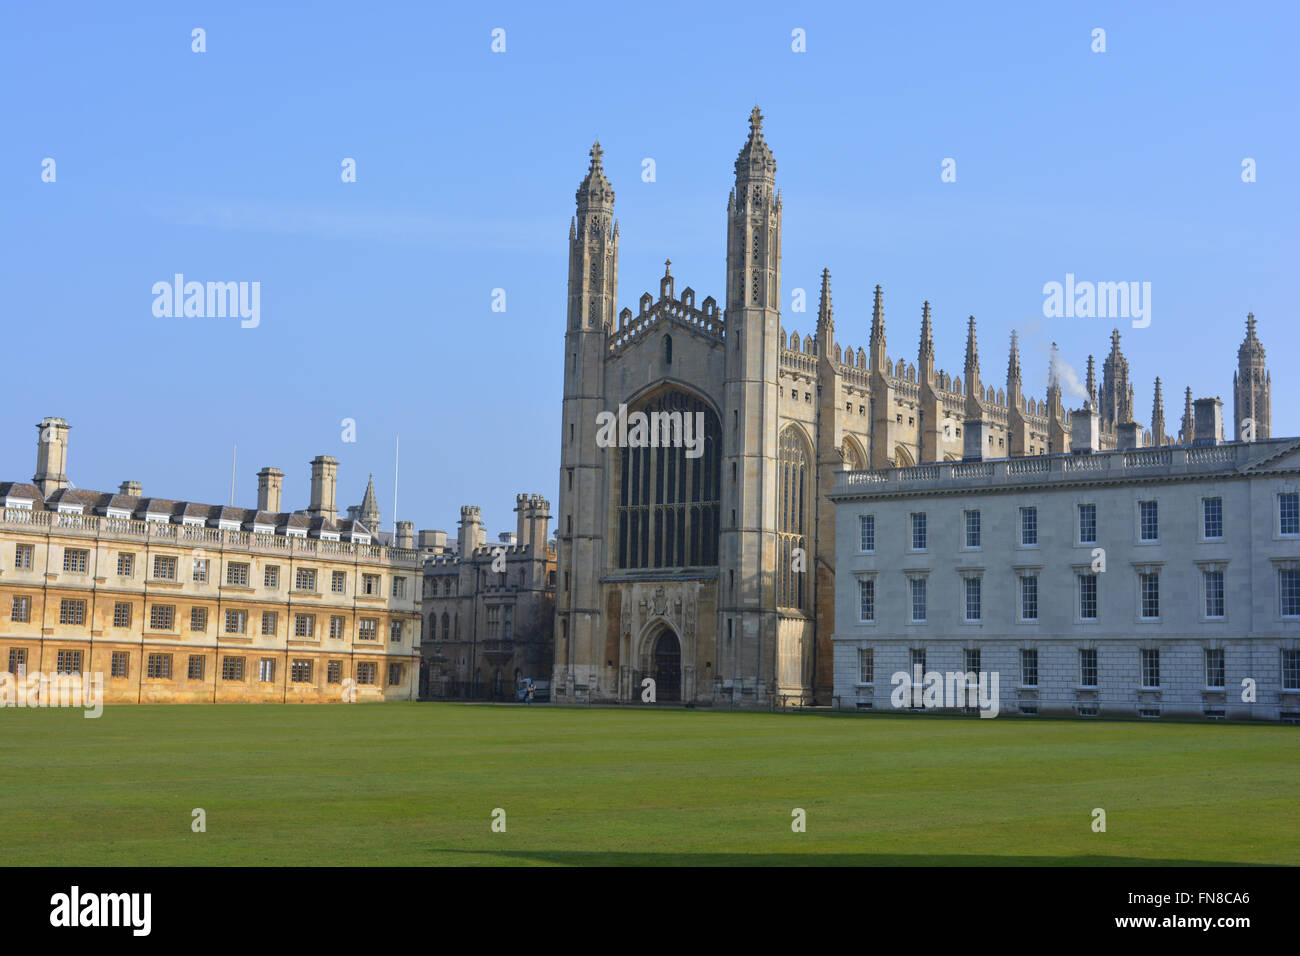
left=33, top=417, right=71, bottom=497
left=418, top=530, right=448, bottom=555
left=457, top=505, right=483, bottom=556
left=118, top=480, right=142, bottom=497
left=395, top=520, right=414, bottom=550
left=257, top=467, right=283, bottom=513
left=307, top=456, right=338, bottom=521
left=1193, top=397, right=1225, bottom=445
left=962, top=420, right=990, bottom=462
left=1070, top=405, right=1100, bottom=454
left=1116, top=421, right=1142, bottom=451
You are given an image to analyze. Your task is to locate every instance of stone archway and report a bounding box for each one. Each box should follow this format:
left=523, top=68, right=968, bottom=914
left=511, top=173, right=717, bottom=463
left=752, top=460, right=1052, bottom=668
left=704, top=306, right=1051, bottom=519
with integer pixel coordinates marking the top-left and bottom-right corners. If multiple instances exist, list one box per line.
left=647, top=626, right=682, bottom=702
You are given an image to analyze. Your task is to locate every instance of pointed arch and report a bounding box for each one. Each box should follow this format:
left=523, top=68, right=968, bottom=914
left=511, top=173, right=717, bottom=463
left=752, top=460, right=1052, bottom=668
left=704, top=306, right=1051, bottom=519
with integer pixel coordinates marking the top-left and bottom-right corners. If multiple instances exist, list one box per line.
left=841, top=434, right=867, bottom=471
left=616, top=382, right=722, bottom=570
left=778, top=424, right=813, bottom=613
left=895, top=444, right=916, bottom=468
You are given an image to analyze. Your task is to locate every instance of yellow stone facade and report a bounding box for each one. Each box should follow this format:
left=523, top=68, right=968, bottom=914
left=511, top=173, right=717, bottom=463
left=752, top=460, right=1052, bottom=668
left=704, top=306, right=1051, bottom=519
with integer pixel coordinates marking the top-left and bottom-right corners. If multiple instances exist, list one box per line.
left=1, top=419, right=421, bottom=704
left=0, top=510, right=421, bottom=703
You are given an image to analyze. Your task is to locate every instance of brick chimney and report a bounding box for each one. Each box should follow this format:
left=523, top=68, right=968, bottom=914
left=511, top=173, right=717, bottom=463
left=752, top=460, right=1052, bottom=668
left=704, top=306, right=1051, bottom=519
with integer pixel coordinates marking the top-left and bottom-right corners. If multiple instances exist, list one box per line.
left=119, top=480, right=142, bottom=497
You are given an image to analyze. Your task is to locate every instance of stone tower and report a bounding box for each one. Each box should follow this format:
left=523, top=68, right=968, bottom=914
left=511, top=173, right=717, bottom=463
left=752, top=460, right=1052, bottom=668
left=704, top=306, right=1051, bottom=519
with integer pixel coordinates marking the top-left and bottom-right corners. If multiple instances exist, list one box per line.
left=1099, top=329, right=1134, bottom=433
left=722, top=105, right=786, bottom=700
left=555, top=141, right=617, bottom=698
left=1233, top=312, right=1270, bottom=440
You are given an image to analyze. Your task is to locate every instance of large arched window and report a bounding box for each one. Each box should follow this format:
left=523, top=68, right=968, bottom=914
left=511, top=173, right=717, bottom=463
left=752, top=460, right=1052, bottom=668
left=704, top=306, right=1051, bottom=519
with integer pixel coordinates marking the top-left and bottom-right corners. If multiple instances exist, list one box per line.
left=617, top=387, right=721, bottom=569
left=778, top=426, right=811, bottom=611
left=441, top=613, right=450, bottom=641
left=841, top=437, right=862, bottom=471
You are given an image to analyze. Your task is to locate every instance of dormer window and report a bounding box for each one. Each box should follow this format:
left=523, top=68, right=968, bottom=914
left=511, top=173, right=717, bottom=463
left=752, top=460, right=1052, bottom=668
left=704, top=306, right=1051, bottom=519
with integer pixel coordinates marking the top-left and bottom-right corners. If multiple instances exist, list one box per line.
left=57, top=504, right=83, bottom=515
left=145, top=512, right=170, bottom=524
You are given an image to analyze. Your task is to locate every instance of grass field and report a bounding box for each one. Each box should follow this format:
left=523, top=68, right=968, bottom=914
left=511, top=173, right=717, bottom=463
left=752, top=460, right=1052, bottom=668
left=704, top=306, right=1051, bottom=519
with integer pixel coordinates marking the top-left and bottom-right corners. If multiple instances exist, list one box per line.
left=2, top=703, right=1296, bottom=865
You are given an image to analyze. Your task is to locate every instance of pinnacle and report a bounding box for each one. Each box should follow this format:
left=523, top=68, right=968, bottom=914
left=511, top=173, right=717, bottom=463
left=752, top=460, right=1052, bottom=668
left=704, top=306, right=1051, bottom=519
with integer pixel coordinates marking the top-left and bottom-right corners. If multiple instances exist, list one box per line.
left=577, top=139, right=614, bottom=206
left=735, top=105, right=776, bottom=178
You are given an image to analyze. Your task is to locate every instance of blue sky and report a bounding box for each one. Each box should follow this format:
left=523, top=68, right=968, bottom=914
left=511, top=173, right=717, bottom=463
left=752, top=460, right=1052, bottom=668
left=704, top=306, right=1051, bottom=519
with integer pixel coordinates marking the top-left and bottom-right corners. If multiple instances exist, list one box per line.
left=2, top=1, right=1296, bottom=537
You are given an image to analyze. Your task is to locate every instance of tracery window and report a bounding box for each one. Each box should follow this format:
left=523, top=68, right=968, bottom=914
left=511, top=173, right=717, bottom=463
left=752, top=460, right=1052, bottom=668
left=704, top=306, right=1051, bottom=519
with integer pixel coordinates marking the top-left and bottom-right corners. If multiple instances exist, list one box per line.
left=616, top=389, right=721, bottom=569
left=778, top=426, right=811, bottom=611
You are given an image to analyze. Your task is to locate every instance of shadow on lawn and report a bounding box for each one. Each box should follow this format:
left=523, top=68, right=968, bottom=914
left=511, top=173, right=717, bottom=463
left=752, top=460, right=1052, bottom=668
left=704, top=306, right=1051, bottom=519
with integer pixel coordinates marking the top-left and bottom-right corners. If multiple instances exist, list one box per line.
left=431, top=849, right=1258, bottom=866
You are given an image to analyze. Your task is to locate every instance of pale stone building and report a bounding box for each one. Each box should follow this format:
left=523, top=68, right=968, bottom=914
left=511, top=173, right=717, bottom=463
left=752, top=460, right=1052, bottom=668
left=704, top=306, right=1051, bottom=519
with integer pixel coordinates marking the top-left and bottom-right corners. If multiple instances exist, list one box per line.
left=552, top=107, right=1274, bottom=707
left=829, top=400, right=1300, bottom=721
left=421, top=496, right=556, bottom=700
left=0, top=418, right=422, bottom=703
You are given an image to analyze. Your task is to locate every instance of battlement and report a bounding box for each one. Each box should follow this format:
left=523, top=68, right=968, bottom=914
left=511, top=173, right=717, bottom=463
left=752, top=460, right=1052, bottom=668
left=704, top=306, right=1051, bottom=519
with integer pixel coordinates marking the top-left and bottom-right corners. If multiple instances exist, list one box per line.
left=608, top=282, right=724, bottom=355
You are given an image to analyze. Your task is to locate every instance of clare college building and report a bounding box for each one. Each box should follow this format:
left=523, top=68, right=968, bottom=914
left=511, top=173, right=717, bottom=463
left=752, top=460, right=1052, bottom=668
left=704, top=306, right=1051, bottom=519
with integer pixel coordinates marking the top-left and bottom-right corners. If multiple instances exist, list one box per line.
left=551, top=107, right=1288, bottom=714
left=0, top=419, right=422, bottom=703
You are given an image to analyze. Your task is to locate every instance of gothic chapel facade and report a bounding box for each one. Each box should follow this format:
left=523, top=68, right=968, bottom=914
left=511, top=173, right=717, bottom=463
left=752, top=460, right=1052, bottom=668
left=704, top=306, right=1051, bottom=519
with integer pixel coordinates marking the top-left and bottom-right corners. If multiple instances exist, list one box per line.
left=551, top=108, right=1271, bottom=707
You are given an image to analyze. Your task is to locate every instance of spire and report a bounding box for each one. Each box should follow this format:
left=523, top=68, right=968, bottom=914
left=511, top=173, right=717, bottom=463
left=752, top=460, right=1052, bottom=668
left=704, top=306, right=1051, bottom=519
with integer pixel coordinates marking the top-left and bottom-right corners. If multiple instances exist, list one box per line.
left=817, top=268, right=833, bottom=333
left=1234, top=312, right=1269, bottom=440
left=576, top=140, right=614, bottom=208
left=869, top=284, right=886, bottom=370
left=1099, top=329, right=1133, bottom=429
left=734, top=105, right=776, bottom=181
left=1085, top=355, right=1096, bottom=405
left=919, top=301, right=933, bottom=360
left=963, top=316, right=983, bottom=416
left=963, top=316, right=980, bottom=382
left=1006, top=329, right=1021, bottom=384
left=358, top=473, right=381, bottom=531
left=1151, top=377, right=1166, bottom=447
left=1180, top=386, right=1194, bottom=443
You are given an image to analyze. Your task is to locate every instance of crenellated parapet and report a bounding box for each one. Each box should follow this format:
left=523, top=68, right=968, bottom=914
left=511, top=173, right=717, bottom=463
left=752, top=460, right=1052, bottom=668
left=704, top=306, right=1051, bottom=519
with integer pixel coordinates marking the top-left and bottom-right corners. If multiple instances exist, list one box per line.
left=608, top=276, right=723, bottom=355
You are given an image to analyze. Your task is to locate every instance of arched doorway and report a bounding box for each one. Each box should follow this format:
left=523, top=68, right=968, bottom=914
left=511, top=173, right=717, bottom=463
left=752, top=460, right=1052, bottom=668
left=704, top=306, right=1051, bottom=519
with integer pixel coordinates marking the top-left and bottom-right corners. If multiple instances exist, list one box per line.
left=652, top=629, right=682, bottom=702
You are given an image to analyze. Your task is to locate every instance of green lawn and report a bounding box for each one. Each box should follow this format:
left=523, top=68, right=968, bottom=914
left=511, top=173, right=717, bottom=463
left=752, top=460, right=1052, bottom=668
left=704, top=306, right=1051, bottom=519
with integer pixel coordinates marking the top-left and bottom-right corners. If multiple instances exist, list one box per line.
left=1, top=703, right=1295, bottom=865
